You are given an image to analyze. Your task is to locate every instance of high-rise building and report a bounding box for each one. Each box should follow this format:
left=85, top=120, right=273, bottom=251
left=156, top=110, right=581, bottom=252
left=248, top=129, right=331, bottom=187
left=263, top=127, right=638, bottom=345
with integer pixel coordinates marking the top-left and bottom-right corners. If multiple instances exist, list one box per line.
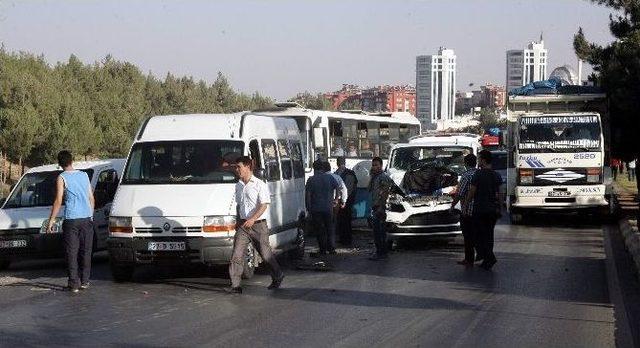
left=416, top=47, right=456, bottom=130
left=506, top=36, right=548, bottom=93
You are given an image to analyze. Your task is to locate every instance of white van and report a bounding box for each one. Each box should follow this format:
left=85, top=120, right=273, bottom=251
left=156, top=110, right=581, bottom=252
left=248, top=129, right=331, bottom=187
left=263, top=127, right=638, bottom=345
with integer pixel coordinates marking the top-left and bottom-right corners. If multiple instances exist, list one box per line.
left=0, top=159, right=125, bottom=270
left=107, top=113, right=306, bottom=281
left=385, top=134, right=481, bottom=239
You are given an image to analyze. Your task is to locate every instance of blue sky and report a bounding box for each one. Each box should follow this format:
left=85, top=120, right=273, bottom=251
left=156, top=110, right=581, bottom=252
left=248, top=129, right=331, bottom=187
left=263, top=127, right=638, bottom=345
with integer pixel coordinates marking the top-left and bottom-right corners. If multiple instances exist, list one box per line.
left=0, top=0, right=616, bottom=99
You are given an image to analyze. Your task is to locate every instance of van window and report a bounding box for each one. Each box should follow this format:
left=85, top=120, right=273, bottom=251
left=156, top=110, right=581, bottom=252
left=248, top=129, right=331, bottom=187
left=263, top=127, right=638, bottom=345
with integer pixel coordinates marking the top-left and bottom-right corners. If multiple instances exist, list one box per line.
left=261, top=139, right=281, bottom=181
left=95, top=169, right=118, bottom=208
left=277, top=139, right=293, bottom=180
left=290, top=141, right=304, bottom=179
left=122, top=140, right=242, bottom=185
left=3, top=169, right=94, bottom=209
left=249, top=139, right=262, bottom=177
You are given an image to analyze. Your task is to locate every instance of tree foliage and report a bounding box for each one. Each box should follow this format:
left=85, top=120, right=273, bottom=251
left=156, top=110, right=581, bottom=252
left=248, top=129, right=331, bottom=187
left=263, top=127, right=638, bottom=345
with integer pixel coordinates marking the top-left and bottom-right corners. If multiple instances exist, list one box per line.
left=0, top=49, right=273, bottom=166
left=574, top=1, right=640, bottom=158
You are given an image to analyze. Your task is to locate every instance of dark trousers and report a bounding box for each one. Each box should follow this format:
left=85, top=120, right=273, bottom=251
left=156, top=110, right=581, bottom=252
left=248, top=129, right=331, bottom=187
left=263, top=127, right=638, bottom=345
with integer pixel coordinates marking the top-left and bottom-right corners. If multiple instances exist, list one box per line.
left=63, top=218, right=94, bottom=288
left=229, top=220, right=282, bottom=288
left=629, top=168, right=636, bottom=181
left=460, top=216, right=476, bottom=262
left=474, top=214, right=497, bottom=264
left=311, top=211, right=335, bottom=253
left=370, top=214, right=387, bottom=256
left=337, top=204, right=354, bottom=245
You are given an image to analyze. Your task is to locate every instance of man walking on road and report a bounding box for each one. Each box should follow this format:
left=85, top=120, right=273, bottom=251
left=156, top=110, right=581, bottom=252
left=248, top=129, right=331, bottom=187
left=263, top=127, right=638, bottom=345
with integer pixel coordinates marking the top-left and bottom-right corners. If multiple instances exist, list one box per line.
left=306, top=160, right=341, bottom=255
left=464, top=150, right=502, bottom=270
left=368, top=157, right=392, bottom=261
left=451, top=154, right=477, bottom=267
left=335, top=157, right=358, bottom=246
left=47, top=150, right=95, bottom=293
left=628, top=159, right=636, bottom=181
left=227, top=156, right=284, bottom=294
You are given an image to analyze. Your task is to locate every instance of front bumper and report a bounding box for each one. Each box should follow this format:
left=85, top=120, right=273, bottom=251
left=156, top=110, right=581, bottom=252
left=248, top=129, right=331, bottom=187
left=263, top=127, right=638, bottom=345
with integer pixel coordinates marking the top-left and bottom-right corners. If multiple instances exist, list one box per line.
left=513, top=185, right=608, bottom=209
left=386, top=203, right=461, bottom=237
left=108, top=236, right=235, bottom=265
left=0, top=231, right=64, bottom=259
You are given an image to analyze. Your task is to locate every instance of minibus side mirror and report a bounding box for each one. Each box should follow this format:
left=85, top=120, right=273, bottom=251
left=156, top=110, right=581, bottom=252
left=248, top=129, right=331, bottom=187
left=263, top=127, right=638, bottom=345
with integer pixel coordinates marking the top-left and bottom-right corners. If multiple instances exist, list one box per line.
left=313, top=128, right=325, bottom=149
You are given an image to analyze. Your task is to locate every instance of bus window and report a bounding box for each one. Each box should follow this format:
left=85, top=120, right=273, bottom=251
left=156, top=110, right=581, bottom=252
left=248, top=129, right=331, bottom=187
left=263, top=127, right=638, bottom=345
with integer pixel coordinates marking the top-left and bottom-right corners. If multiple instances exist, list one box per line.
left=389, top=124, right=400, bottom=141
left=290, top=141, right=304, bottom=179
left=342, top=120, right=357, bottom=157
left=329, top=119, right=345, bottom=157
left=399, top=125, right=409, bottom=142
left=380, top=123, right=391, bottom=158
left=277, top=139, right=293, bottom=180
left=249, top=140, right=262, bottom=177
left=409, top=125, right=420, bottom=138
left=367, top=122, right=380, bottom=157
left=261, top=139, right=281, bottom=181
left=358, top=122, right=372, bottom=158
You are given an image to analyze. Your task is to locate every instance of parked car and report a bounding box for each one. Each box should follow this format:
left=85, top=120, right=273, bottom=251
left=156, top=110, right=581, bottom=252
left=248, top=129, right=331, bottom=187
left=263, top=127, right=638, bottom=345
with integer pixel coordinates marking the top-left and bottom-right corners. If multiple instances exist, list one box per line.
left=0, top=159, right=125, bottom=270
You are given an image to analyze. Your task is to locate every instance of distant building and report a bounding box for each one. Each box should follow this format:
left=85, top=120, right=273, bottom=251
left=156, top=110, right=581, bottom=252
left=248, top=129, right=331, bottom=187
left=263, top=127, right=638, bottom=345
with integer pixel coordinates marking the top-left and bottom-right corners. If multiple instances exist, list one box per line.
left=506, top=35, right=548, bottom=93
left=416, top=47, right=457, bottom=130
left=325, top=84, right=362, bottom=110
left=455, top=91, right=474, bottom=115
left=361, top=85, right=416, bottom=115
left=549, top=65, right=579, bottom=85
left=480, top=84, right=506, bottom=108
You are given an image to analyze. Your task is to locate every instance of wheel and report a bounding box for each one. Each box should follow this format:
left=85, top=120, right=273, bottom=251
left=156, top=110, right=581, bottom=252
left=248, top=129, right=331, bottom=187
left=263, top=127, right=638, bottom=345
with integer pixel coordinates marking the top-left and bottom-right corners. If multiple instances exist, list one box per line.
left=288, top=226, right=305, bottom=260
left=110, top=263, right=135, bottom=282
left=510, top=211, right=525, bottom=225
left=241, top=243, right=256, bottom=279
left=0, top=259, right=10, bottom=271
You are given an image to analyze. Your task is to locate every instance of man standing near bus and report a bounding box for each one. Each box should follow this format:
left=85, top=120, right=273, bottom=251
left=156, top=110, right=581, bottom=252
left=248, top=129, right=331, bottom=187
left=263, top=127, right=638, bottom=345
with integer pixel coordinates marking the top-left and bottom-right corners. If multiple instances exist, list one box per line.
left=306, top=160, right=341, bottom=255
left=335, top=156, right=358, bottom=247
left=368, top=157, right=392, bottom=261
left=227, top=156, right=284, bottom=294
left=47, top=150, right=95, bottom=293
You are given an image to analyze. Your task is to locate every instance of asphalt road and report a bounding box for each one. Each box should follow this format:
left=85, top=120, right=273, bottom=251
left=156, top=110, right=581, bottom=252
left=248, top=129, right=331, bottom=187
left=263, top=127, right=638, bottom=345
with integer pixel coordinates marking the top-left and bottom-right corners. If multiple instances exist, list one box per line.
left=0, top=218, right=617, bottom=347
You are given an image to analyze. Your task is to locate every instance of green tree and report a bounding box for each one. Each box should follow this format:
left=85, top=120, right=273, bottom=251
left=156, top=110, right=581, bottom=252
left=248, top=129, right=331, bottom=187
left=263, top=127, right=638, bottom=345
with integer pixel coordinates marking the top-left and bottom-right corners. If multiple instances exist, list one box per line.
left=574, top=1, right=640, bottom=160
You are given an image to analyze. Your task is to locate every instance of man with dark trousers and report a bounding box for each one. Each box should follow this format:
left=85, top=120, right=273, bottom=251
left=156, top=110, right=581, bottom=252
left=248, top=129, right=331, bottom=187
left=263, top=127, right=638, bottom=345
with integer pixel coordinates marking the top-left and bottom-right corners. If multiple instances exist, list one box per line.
left=368, top=157, right=392, bottom=261
left=227, top=156, right=284, bottom=294
left=335, top=157, right=358, bottom=246
left=451, top=154, right=477, bottom=267
left=306, top=160, right=341, bottom=255
left=47, top=150, right=95, bottom=293
left=463, top=150, right=503, bottom=270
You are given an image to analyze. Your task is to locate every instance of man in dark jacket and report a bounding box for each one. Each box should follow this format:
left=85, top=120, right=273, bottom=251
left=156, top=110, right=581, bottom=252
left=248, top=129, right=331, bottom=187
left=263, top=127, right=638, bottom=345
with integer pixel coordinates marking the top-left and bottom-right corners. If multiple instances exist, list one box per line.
left=335, top=156, right=358, bottom=246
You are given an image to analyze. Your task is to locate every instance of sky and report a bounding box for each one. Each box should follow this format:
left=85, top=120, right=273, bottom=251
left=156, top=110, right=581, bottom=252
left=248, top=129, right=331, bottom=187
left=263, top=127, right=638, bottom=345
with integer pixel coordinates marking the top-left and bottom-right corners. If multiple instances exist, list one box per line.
left=0, top=0, right=617, bottom=100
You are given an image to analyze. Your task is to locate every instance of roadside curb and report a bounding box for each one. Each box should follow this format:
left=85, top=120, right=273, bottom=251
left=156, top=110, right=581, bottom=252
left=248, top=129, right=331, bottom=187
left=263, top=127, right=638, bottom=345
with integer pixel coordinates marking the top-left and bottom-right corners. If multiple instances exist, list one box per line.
left=618, top=219, right=640, bottom=277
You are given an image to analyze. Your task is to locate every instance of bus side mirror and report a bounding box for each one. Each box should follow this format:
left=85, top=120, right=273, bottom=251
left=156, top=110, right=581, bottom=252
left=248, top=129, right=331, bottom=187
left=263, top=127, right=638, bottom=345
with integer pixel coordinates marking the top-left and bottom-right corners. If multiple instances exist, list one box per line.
left=313, top=128, right=325, bottom=149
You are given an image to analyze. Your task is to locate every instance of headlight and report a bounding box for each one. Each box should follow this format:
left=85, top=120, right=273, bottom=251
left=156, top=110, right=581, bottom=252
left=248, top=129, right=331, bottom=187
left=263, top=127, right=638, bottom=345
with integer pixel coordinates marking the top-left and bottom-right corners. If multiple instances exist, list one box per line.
left=203, top=215, right=236, bottom=233
left=519, top=169, right=533, bottom=184
left=587, top=168, right=601, bottom=183
left=109, top=216, right=132, bottom=233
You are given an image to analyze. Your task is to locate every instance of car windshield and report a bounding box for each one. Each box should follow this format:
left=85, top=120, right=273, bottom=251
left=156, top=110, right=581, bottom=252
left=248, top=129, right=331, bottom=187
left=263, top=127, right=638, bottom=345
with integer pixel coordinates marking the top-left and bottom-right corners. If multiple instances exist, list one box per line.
left=390, top=146, right=473, bottom=175
left=122, top=140, right=243, bottom=185
left=519, top=115, right=601, bottom=153
left=491, top=152, right=508, bottom=170
left=3, top=169, right=94, bottom=209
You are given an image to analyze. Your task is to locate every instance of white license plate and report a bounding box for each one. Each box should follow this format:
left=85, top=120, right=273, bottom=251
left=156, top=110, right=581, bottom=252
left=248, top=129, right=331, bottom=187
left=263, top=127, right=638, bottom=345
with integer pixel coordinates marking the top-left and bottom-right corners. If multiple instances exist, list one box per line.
left=548, top=191, right=571, bottom=197
left=0, top=240, right=27, bottom=248
left=147, top=242, right=185, bottom=251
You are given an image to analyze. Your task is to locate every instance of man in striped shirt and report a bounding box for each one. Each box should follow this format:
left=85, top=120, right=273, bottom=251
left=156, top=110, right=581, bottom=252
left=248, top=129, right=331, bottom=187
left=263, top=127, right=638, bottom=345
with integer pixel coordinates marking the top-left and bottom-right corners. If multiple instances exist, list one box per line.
left=451, top=154, right=477, bottom=267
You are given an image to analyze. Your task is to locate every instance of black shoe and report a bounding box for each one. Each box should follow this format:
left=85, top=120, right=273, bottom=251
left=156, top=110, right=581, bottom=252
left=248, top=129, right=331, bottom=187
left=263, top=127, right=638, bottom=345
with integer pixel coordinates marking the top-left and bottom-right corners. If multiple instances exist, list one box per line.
left=268, top=274, right=284, bottom=290
left=224, top=286, right=242, bottom=294
left=80, top=282, right=90, bottom=290
left=479, top=259, right=497, bottom=270
left=66, top=286, right=80, bottom=293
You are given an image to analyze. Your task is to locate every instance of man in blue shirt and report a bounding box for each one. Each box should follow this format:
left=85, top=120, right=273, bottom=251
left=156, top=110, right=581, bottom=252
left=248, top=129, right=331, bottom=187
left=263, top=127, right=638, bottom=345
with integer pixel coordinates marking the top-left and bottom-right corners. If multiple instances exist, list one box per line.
left=306, top=160, right=341, bottom=255
left=47, top=151, right=95, bottom=293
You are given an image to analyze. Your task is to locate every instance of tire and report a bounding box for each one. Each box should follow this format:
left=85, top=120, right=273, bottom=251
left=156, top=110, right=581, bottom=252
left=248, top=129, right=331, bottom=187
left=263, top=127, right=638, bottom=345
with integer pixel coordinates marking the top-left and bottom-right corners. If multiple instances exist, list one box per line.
left=288, top=226, right=305, bottom=260
left=241, top=243, right=256, bottom=279
left=110, top=263, right=135, bottom=282
left=510, top=211, right=524, bottom=225
left=0, top=259, right=10, bottom=271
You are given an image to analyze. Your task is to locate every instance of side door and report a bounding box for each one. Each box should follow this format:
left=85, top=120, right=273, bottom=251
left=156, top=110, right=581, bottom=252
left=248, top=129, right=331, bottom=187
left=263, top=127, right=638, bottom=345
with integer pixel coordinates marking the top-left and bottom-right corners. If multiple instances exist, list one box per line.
left=93, top=168, right=119, bottom=249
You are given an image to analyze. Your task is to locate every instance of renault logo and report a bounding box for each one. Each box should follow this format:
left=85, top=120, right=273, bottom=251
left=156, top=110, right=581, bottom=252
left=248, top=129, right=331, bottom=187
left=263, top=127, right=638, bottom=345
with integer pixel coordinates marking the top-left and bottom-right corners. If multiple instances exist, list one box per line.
left=163, top=223, right=171, bottom=231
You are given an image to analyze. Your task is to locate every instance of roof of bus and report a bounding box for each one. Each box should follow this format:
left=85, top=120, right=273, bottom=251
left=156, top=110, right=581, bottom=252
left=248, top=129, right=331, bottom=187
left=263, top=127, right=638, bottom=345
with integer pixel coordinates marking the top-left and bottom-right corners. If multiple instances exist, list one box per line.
left=137, top=113, right=245, bottom=141
left=391, top=134, right=481, bottom=149
left=26, top=159, right=126, bottom=174
left=252, top=107, right=421, bottom=126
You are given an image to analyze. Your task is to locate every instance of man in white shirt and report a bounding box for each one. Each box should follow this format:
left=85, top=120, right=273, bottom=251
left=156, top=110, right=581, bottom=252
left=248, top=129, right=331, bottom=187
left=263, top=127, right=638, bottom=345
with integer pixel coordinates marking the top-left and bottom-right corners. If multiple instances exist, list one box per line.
left=227, top=156, right=284, bottom=293
left=324, top=161, right=347, bottom=254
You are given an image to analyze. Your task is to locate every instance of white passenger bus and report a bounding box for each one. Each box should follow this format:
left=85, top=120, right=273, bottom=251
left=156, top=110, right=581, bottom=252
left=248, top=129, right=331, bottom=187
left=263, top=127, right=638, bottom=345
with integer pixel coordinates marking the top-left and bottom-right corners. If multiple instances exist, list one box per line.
left=254, top=103, right=421, bottom=218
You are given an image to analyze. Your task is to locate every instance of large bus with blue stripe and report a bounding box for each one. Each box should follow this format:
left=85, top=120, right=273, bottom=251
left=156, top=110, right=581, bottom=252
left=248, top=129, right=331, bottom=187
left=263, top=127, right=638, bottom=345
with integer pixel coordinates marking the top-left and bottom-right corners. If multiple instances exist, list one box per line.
left=253, top=103, right=421, bottom=218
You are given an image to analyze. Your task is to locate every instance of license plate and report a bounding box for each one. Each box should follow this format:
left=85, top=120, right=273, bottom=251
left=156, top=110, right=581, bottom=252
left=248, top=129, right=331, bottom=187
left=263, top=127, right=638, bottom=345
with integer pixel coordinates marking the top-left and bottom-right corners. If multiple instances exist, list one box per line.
left=147, top=242, right=185, bottom=251
left=548, top=191, right=571, bottom=197
left=0, top=240, right=27, bottom=248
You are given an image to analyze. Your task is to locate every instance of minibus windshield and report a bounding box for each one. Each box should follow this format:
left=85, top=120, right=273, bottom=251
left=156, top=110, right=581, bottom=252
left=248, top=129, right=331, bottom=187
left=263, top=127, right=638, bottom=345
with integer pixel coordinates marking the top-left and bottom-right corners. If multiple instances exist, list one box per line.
left=122, top=140, right=243, bottom=185
left=3, top=169, right=94, bottom=209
